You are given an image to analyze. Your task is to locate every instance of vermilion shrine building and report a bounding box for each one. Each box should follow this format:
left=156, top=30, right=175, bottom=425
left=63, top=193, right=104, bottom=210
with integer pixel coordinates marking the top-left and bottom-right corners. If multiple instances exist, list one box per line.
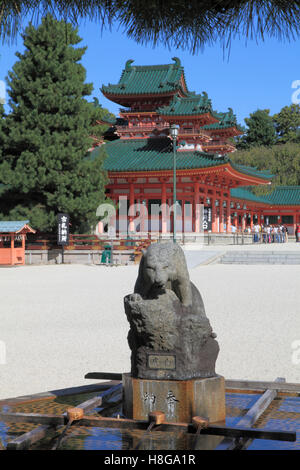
left=0, top=220, right=35, bottom=265
left=90, top=58, right=300, bottom=235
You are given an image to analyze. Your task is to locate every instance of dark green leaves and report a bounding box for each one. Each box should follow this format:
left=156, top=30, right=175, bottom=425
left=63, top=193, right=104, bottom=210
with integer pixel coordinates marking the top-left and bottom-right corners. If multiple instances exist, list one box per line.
left=0, top=14, right=109, bottom=232
left=1, top=1, right=300, bottom=52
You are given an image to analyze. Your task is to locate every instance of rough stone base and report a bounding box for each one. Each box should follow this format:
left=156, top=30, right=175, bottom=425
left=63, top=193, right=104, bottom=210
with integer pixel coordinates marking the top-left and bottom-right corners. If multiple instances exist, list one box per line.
left=122, top=373, right=226, bottom=424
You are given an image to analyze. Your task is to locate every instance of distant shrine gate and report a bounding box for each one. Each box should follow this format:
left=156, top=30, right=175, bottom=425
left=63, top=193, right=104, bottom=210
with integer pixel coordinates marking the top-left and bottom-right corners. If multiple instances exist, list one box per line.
left=89, top=58, right=300, bottom=235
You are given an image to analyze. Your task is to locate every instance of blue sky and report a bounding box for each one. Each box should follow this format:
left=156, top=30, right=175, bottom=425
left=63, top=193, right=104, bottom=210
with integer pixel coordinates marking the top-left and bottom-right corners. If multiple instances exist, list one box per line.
left=0, top=17, right=299, bottom=126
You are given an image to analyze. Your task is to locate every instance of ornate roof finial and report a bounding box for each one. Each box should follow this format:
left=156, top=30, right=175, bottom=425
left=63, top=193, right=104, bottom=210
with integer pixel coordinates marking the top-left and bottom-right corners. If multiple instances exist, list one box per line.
left=172, top=57, right=181, bottom=67
left=125, top=59, right=134, bottom=71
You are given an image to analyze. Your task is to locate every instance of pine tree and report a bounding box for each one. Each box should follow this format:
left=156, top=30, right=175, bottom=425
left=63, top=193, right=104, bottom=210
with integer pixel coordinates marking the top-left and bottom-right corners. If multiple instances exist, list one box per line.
left=236, top=109, right=277, bottom=150
left=0, top=105, right=5, bottom=196
left=0, top=104, right=4, bottom=159
left=2, top=2, right=300, bottom=53
left=273, top=104, right=300, bottom=144
left=0, top=14, right=108, bottom=232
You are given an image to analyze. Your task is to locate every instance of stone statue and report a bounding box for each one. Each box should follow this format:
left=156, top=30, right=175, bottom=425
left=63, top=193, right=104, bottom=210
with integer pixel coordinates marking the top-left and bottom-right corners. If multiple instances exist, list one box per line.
left=124, top=242, right=220, bottom=380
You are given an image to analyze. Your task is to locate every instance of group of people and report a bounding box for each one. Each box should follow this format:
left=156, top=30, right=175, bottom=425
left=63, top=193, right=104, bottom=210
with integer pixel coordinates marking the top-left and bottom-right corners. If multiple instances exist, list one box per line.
left=250, top=223, right=289, bottom=243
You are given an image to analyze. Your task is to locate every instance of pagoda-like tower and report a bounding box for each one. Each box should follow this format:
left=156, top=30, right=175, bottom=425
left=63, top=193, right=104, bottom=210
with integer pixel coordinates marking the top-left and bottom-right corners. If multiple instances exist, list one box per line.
left=94, top=58, right=272, bottom=235
left=101, top=57, right=243, bottom=154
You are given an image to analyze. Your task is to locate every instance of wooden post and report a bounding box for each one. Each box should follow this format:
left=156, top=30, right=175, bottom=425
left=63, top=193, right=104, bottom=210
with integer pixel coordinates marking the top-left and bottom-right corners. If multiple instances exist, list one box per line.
left=7, top=425, right=51, bottom=450
left=226, top=199, right=231, bottom=233
left=10, top=234, right=14, bottom=265
left=250, top=209, right=254, bottom=230
left=242, top=213, right=246, bottom=232
left=22, top=234, right=25, bottom=265
left=219, top=198, right=224, bottom=233
left=218, top=377, right=286, bottom=450
left=194, top=182, right=200, bottom=233
left=211, top=193, right=217, bottom=233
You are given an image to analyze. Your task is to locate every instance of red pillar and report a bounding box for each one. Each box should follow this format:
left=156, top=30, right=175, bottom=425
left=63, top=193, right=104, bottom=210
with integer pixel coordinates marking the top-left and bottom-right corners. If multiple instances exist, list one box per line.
left=233, top=213, right=238, bottom=229
left=22, top=234, right=25, bottom=265
left=226, top=199, right=231, bottom=233
left=194, top=181, right=200, bottom=233
left=10, top=234, right=15, bottom=266
left=211, top=192, right=217, bottom=233
left=242, top=213, right=246, bottom=232
left=219, top=196, right=224, bottom=233
left=250, top=209, right=254, bottom=230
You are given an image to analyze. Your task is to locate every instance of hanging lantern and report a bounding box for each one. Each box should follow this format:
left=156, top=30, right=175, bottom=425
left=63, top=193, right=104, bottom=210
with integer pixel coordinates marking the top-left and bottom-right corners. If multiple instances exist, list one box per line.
left=206, top=197, right=211, bottom=205
left=215, top=200, right=219, bottom=207
left=243, top=204, right=247, bottom=210
left=223, top=201, right=227, bottom=208
left=237, top=203, right=241, bottom=209
left=234, top=212, right=237, bottom=217
left=230, top=202, right=234, bottom=208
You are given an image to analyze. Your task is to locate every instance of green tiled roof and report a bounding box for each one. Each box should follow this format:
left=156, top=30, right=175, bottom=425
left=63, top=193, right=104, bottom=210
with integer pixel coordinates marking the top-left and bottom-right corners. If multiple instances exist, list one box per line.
left=231, top=186, right=300, bottom=205
left=157, top=92, right=212, bottom=116
left=231, top=163, right=274, bottom=181
left=203, top=108, right=245, bottom=133
left=91, top=138, right=228, bottom=172
left=89, top=138, right=272, bottom=181
left=230, top=187, right=269, bottom=203
left=265, top=186, right=300, bottom=205
left=101, top=58, right=188, bottom=96
left=99, top=115, right=117, bottom=125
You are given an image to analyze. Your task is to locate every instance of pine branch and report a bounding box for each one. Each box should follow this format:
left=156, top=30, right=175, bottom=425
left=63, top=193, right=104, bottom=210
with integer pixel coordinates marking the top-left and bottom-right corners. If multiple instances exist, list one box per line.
left=1, top=1, right=300, bottom=51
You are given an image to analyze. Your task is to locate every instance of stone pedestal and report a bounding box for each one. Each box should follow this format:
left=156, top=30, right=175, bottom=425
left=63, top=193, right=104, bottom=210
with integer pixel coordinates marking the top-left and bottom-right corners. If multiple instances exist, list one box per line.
left=123, top=373, right=226, bottom=424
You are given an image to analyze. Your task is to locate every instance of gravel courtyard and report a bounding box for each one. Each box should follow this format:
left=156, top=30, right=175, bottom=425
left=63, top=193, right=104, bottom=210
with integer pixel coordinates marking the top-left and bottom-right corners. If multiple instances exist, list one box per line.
left=1, top=262, right=300, bottom=399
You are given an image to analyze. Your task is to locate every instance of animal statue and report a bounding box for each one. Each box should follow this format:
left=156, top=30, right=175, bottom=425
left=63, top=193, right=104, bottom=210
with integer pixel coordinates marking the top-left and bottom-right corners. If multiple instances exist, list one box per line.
left=124, top=241, right=219, bottom=379
left=134, top=241, right=209, bottom=320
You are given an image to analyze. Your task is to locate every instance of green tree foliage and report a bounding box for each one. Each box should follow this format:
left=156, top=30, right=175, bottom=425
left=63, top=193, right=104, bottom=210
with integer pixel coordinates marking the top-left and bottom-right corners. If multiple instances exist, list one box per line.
left=236, top=109, right=277, bottom=149
left=0, top=104, right=4, bottom=159
left=273, top=104, right=300, bottom=144
left=230, top=143, right=300, bottom=194
left=90, top=97, right=116, bottom=143
left=1, top=1, right=300, bottom=52
left=0, top=14, right=109, bottom=232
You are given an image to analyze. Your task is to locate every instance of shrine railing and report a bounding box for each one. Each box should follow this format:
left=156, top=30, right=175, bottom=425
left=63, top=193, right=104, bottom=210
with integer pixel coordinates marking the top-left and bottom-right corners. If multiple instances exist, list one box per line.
left=115, top=124, right=168, bottom=133
left=25, top=233, right=152, bottom=252
left=202, top=140, right=235, bottom=150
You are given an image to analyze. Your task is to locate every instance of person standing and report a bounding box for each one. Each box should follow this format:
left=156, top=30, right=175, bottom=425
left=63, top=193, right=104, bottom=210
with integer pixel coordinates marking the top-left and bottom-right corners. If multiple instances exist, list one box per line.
left=296, top=224, right=300, bottom=243
left=284, top=225, right=289, bottom=243
left=254, top=223, right=260, bottom=243
left=274, top=225, right=279, bottom=243
left=267, top=225, right=271, bottom=243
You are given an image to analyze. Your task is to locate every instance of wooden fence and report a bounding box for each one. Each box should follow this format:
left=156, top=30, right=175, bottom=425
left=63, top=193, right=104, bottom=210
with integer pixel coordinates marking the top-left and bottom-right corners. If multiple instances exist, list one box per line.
left=25, top=233, right=152, bottom=254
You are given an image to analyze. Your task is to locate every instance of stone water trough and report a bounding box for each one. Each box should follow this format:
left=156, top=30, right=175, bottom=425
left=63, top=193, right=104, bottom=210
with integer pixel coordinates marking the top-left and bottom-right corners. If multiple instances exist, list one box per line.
left=0, top=242, right=299, bottom=450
